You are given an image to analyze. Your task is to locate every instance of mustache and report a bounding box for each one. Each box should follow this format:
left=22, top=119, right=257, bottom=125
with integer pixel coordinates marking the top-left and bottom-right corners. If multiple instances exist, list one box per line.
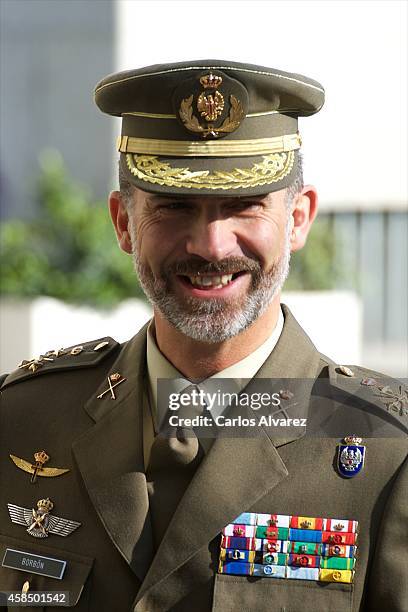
left=165, top=256, right=261, bottom=276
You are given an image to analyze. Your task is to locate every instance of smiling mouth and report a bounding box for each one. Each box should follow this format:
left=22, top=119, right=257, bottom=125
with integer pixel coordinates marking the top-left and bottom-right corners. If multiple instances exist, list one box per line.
left=178, top=272, right=246, bottom=289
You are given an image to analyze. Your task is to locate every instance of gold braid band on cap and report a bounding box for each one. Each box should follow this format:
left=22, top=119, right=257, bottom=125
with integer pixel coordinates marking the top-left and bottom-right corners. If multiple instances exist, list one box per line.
left=118, top=133, right=301, bottom=158
left=126, top=151, right=294, bottom=190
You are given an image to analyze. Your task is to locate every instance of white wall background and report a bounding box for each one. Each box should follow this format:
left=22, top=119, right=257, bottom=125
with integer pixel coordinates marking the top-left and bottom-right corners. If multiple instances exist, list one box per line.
left=116, top=0, right=407, bottom=210
left=0, top=293, right=362, bottom=372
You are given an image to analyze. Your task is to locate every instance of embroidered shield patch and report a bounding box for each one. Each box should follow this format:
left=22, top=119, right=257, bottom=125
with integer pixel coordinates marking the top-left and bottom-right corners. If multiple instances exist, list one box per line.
left=337, top=436, right=366, bottom=478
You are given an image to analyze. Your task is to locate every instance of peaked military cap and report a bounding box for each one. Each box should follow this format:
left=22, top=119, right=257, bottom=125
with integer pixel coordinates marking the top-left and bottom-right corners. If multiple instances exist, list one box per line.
left=94, top=59, right=325, bottom=196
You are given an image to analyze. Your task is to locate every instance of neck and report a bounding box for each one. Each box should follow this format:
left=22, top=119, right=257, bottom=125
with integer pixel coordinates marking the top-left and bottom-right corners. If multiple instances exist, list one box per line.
left=153, top=296, right=281, bottom=379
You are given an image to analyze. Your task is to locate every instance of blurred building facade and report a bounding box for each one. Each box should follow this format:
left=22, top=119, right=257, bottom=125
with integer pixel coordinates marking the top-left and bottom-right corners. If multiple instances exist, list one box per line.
left=0, top=0, right=115, bottom=219
left=331, top=209, right=406, bottom=376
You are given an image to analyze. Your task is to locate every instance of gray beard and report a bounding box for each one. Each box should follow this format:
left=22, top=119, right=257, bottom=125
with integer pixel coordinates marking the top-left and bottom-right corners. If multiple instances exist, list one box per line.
left=130, top=220, right=291, bottom=344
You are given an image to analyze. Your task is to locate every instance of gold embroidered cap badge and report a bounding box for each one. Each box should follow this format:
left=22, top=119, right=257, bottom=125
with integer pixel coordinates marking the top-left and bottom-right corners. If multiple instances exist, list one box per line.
left=177, top=72, right=246, bottom=139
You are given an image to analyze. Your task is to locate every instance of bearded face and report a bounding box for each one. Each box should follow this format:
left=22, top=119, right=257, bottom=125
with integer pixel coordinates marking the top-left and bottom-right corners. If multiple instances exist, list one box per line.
left=127, top=190, right=292, bottom=343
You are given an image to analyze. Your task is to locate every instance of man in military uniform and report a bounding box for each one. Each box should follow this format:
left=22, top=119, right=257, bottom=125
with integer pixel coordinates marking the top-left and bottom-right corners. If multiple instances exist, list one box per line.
left=0, top=60, right=407, bottom=611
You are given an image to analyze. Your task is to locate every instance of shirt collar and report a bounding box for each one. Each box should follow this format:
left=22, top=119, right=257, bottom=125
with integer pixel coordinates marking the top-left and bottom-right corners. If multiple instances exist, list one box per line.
left=147, top=308, right=284, bottom=429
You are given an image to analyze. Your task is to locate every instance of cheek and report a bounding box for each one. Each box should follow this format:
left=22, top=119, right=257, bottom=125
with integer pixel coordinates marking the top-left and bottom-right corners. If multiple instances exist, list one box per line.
left=134, top=215, right=181, bottom=272
left=239, top=218, right=287, bottom=266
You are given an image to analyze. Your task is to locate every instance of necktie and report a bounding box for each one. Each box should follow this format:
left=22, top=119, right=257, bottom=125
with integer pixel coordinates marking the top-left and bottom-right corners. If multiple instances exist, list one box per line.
left=146, top=385, right=205, bottom=547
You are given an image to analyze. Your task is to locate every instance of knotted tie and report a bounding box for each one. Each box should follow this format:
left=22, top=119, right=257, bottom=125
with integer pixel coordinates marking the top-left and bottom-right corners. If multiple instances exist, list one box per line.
left=146, top=385, right=205, bottom=547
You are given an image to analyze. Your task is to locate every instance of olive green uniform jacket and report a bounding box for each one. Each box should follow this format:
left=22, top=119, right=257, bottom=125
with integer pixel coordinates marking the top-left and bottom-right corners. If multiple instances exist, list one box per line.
left=1, top=307, right=407, bottom=612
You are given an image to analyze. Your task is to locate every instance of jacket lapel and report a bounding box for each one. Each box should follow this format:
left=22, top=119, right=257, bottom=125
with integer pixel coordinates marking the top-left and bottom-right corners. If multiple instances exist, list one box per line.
left=136, top=305, right=323, bottom=602
left=72, top=323, right=154, bottom=582
left=248, top=303, right=323, bottom=447
left=136, top=433, right=288, bottom=603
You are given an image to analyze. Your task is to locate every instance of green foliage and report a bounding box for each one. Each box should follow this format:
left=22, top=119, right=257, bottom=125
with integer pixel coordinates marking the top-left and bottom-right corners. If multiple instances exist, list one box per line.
left=0, top=151, right=345, bottom=307
left=285, top=217, right=346, bottom=291
left=0, top=151, right=143, bottom=307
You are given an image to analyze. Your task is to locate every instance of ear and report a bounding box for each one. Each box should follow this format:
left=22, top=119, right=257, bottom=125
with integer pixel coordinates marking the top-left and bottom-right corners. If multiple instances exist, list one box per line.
left=289, top=185, right=318, bottom=253
left=108, top=190, right=133, bottom=254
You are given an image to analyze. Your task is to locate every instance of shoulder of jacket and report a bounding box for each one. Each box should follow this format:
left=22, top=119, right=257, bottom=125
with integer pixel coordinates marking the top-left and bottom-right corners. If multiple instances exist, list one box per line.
left=0, top=337, right=120, bottom=390
left=327, top=361, right=408, bottom=432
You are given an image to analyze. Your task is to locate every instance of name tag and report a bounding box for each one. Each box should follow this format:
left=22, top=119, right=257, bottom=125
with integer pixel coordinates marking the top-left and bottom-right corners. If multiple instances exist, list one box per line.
left=2, top=548, right=66, bottom=580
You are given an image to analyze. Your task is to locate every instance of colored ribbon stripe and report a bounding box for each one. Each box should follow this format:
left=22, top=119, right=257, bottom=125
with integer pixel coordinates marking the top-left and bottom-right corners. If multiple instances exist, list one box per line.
left=319, top=569, right=354, bottom=584
left=220, top=549, right=289, bottom=565
left=262, top=552, right=288, bottom=566
left=220, top=549, right=256, bottom=563
left=289, top=528, right=322, bottom=543
left=231, top=512, right=257, bottom=525
left=221, top=536, right=255, bottom=550
left=324, top=518, right=358, bottom=533
left=320, top=557, right=355, bottom=570
left=219, top=562, right=354, bottom=583
left=253, top=564, right=286, bottom=578
left=256, top=514, right=290, bottom=527
left=288, top=554, right=320, bottom=568
left=287, top=567, right=320, bottom=581
left=289, top=542, right=322, bottom=555
left=256, top=526, right=289, bottom=540
left=263, top=540, right=288, bottom=553
left=322, top=531, right=357, bottom=545
left=220, top=548, right=355, bottom=568
left=223, top=524, right=256, bottom=537
left=290, top=516, right=323, bottom=530
left=321, top=544, right=356, bottom=558
left=219, top=561, right=253, bottom=576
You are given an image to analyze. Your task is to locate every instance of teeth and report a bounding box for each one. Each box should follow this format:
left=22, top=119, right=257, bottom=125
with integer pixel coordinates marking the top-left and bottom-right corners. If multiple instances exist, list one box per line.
left=188, top=273, right=234, bottom=288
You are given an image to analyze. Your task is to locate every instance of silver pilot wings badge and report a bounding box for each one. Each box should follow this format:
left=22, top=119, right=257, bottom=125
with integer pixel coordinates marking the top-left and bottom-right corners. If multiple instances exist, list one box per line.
left=7, top=498, right=81, bottom=538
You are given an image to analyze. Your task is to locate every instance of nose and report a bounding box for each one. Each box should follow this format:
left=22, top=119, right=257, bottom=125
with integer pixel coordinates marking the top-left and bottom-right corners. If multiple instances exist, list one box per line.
left=185, top=217, right=237, bottom=261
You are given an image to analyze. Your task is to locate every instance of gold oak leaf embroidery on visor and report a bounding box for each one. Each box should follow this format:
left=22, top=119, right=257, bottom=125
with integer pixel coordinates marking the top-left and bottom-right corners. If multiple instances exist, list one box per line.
left=126, top=150, right=294, bottom=190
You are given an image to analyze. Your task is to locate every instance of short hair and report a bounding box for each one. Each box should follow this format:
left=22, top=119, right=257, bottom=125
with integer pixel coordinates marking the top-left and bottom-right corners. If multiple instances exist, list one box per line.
left=118, top=162, right=135, bottom=208
left=286, top=152, right=304, bottom=205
